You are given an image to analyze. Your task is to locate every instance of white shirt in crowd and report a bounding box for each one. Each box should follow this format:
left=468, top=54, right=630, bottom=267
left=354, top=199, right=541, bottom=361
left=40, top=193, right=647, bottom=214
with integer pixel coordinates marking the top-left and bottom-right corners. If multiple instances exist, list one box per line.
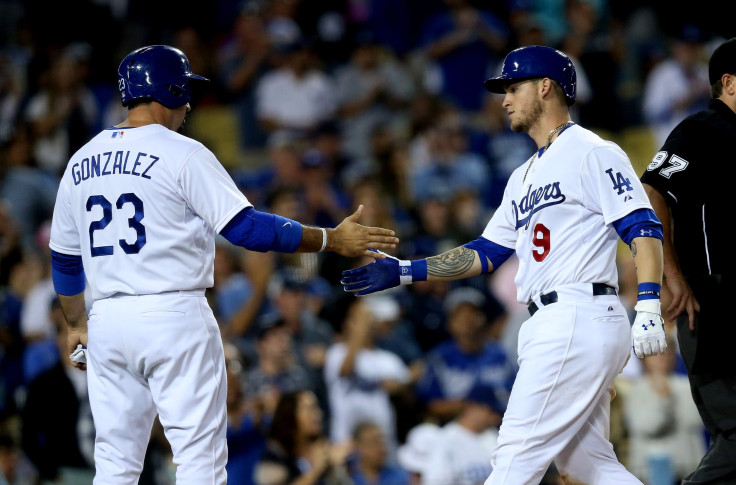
left=255, top=68, right=336, bottom=130
left=423, top=422, right=497, bottom=485
left=324, top=342, right=409, bottom=459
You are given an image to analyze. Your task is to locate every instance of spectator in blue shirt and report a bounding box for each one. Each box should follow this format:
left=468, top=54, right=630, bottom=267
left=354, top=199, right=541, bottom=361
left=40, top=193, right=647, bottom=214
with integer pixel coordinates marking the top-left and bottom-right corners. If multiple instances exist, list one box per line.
left=348, top=421, right=409, bottom=485
left=417, top=287, right=516, bottom=424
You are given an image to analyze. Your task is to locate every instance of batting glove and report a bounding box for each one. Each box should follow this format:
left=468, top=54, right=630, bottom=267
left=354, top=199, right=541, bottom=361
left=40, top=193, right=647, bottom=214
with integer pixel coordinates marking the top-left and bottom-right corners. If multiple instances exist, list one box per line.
left=632, top=300, right=667, bottom=358
left=70, top=344, right=87, bottom=365
left=341, top=251, right=413, bottom=296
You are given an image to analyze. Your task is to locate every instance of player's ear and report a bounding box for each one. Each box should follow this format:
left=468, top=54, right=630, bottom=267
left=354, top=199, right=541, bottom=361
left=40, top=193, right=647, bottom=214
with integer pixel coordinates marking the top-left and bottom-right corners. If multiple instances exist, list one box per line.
left=539, top=78, right=552, bottom=98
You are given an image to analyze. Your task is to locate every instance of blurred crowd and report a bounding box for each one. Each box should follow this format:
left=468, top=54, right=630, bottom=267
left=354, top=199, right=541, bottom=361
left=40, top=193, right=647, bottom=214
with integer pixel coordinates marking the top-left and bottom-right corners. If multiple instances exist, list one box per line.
left=0, top=0, right=728, bottom=484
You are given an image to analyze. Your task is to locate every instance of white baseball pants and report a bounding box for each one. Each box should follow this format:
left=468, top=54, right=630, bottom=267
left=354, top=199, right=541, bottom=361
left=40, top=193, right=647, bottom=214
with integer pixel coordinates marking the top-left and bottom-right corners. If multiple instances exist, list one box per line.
left=485, top=284, right=642, bottom=485
left=86, top=290, right=228, bottom=485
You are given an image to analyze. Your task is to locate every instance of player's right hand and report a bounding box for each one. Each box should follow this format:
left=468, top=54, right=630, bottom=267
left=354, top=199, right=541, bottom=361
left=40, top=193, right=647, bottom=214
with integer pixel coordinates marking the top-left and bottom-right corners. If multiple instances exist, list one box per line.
left=632, top=299, right=667, bottom=359
left=68, top=325, right=88, bottom=371
left=341, top=252, right=404, bottom=295
left=331, top=205, right=399, bottom=259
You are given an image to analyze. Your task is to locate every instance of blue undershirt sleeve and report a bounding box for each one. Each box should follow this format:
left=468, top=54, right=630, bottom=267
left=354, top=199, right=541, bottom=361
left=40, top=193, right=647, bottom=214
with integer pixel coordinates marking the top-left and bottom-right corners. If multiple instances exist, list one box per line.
left=612, top=208, right=663, bottom=246
left=219, top=207, right=303, bottom=253
left=50, top=250, right=86, bottom=296
left=462, top=237, right=515, bottom=273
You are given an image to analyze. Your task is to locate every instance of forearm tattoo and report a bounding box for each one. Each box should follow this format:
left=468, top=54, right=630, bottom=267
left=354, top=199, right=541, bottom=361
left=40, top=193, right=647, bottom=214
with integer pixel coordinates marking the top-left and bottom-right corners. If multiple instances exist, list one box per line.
left=427, top=247, right=476, bottom=278
left=631, top=241, right=638, bottom=258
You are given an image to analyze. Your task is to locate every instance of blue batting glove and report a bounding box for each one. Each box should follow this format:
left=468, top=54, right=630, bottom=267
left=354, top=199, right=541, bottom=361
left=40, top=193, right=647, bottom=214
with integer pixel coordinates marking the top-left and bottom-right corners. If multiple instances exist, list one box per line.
left=341, top=251, right=406, bottom=296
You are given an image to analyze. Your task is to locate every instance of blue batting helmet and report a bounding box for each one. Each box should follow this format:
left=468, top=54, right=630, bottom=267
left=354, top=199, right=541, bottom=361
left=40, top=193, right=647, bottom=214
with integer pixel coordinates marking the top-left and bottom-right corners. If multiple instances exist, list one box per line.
left=117, top=45, right=209, bottom=109
left=484, top=45, right=576, bottom=105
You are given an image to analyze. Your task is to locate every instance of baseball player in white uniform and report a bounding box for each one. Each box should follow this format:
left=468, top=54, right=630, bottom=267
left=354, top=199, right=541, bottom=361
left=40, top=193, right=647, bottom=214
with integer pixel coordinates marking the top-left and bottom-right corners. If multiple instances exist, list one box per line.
left=48, top=45, right=398, bottom=485
left=341, top=45, right=668, bottom=484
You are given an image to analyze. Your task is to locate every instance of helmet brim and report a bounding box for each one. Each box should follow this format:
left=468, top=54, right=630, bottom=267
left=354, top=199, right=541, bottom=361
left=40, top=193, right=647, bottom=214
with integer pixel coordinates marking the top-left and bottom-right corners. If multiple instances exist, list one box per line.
left=186, top=73, right=210, bottom=82
left=483, top=76, right=507, bottom=94
left=484, top=75, right=543, bottom=94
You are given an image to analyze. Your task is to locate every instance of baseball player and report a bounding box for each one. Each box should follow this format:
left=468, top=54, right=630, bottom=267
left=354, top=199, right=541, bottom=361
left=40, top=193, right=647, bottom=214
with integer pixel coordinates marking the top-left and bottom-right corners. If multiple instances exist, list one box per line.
left=48, top=44, right=398, bottom=485
left=342, top=45, right=667, bottom=484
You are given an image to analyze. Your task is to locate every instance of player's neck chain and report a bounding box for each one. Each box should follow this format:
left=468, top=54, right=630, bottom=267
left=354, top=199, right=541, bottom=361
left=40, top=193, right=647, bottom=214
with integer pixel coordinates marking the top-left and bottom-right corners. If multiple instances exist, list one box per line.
left=524, top=121, right=576, bottom=182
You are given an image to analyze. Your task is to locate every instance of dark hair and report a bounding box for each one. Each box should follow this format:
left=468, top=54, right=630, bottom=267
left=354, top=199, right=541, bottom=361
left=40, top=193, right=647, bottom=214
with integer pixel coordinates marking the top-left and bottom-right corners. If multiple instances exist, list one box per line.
left=352, top=421, right=381, bottom=441
left=712, top=79, right=723, bottom=98
left=268, top=390, right=305, bottom=456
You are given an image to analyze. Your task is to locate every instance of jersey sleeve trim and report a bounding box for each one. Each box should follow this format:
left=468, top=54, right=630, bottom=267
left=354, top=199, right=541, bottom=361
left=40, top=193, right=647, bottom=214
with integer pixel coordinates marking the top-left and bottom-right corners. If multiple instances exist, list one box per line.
left=214, top=201, right=253, bottom=234
left=48, top=241, right=83, bottom=256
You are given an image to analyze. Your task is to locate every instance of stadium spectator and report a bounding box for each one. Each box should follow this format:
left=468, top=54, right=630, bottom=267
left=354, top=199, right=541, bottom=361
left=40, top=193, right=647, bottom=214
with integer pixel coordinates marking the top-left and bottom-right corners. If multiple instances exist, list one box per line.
left=422, top=384, right=501, bottom=485
left=333, top=31, right=414, bottom=161
left=254, top=390, right=353, bottom=485
left=623, top=334, right=706, bottom=483
left=324, top=298, right=412, bottom=462
left=255, top=38, right=337, bottom=141
left=396, top=422, right=441, bottom=484
left=642, top=25, right=711, bottom=147
left=21, top=298, right=94, bottom=483
left=416, top=286, right=515, bottom=424
left=347, top=421, right=409, bottom=485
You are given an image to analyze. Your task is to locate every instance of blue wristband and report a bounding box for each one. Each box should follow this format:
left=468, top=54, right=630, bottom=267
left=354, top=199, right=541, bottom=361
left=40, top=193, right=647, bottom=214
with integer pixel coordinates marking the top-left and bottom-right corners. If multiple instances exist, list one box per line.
left=411, top=259, right=428, bottom=282
left=637, top=282, right=661, bottom=301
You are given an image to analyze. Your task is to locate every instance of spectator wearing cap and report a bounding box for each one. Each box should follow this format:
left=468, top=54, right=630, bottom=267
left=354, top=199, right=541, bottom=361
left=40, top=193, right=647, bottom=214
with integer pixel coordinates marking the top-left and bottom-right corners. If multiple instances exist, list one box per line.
left=254, top=36, right=337, bottom=142
left=409, top=116, right=491, bottom=212
left=216, top=2, right=272, bottom=150
left=301, top=147, right=350, bottom=229
left=643, top=24, right=711, bottom=147
left=261, top=271, right=335, bottom=415
left=21, top=298, right=94, bottom=483
left=22, top=43, right=99, bottom=177
left=416, top=287, right=516, bottom=424
left=333, top=31, right=415, bottom=161
left=396, top=423, right=441, bottom=484
left=242, top=316, right=314, bottom=405
left=422, top=384, right=501, bottom=485
left=348, top=421, right=410, bottom=485
left=418, top=0, right=508, bottom=113
left=324, top=298, right=412, bottom=463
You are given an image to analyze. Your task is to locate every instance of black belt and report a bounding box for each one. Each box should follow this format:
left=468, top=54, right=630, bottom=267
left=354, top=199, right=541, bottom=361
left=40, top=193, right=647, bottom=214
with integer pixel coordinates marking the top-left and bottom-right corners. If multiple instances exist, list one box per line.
left=527, top=283, right=617, bottom=316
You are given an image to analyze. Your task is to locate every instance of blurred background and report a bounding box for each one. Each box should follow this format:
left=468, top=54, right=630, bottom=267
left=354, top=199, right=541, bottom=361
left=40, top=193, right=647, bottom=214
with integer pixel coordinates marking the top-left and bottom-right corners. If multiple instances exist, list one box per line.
left=0, top=0, right=726, bottom=484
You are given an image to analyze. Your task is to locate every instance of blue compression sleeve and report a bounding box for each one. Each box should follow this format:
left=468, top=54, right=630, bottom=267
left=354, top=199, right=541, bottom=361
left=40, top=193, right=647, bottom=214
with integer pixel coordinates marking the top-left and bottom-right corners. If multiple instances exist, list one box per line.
left=220, top=207, right=303, bottom=253
left=463, top=237, right=514, bottom=273
left=51, top=250, right=86, bottom=295
left=612, top=208, right=663, bottom=246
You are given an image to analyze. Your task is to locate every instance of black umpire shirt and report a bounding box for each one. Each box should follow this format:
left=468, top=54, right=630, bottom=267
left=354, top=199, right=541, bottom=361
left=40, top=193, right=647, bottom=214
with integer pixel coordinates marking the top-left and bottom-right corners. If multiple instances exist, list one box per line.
left=641, top=98, right=735, bottom=373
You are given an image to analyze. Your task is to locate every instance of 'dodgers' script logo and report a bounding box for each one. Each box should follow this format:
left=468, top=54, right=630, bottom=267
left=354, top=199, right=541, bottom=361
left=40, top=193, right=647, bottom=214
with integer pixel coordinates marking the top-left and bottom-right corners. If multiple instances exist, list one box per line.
left=512, top=182, right=566, bottom=229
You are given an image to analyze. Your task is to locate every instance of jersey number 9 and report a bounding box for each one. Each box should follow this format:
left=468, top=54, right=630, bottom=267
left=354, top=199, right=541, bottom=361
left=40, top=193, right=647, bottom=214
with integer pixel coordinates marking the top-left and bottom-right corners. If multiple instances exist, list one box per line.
left=532, top=223, right=550, bottom=262
left=87, top=193, right=147, bottom=257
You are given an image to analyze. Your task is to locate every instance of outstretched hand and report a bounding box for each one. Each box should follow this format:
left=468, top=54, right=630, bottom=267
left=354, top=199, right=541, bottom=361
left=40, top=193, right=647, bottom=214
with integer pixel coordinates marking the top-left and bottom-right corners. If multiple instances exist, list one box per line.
left=341, top=251, right=403, bottom=295
left=331, top=205, right=399, bottom=259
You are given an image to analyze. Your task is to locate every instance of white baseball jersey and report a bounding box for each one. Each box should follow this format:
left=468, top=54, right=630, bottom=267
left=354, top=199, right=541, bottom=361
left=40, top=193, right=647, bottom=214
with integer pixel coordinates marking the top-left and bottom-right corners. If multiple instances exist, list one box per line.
left=49, top=125, right=251, bottom=300
left=481, top=124, right=652, bottom=303
left=423, top=423, right=496, bottom=485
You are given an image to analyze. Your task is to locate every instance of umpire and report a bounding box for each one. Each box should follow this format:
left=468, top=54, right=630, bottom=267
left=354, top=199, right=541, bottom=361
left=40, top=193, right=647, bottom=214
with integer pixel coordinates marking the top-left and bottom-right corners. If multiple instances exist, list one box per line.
left=641, top=37, right=736, bottom=485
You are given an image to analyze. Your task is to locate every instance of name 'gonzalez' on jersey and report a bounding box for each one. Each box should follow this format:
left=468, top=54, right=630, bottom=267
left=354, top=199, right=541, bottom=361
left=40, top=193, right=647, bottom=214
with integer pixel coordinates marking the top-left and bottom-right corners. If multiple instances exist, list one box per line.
left=49, top=124, right=252, bottom=301
left=480, top=124, right=653, bottom=304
